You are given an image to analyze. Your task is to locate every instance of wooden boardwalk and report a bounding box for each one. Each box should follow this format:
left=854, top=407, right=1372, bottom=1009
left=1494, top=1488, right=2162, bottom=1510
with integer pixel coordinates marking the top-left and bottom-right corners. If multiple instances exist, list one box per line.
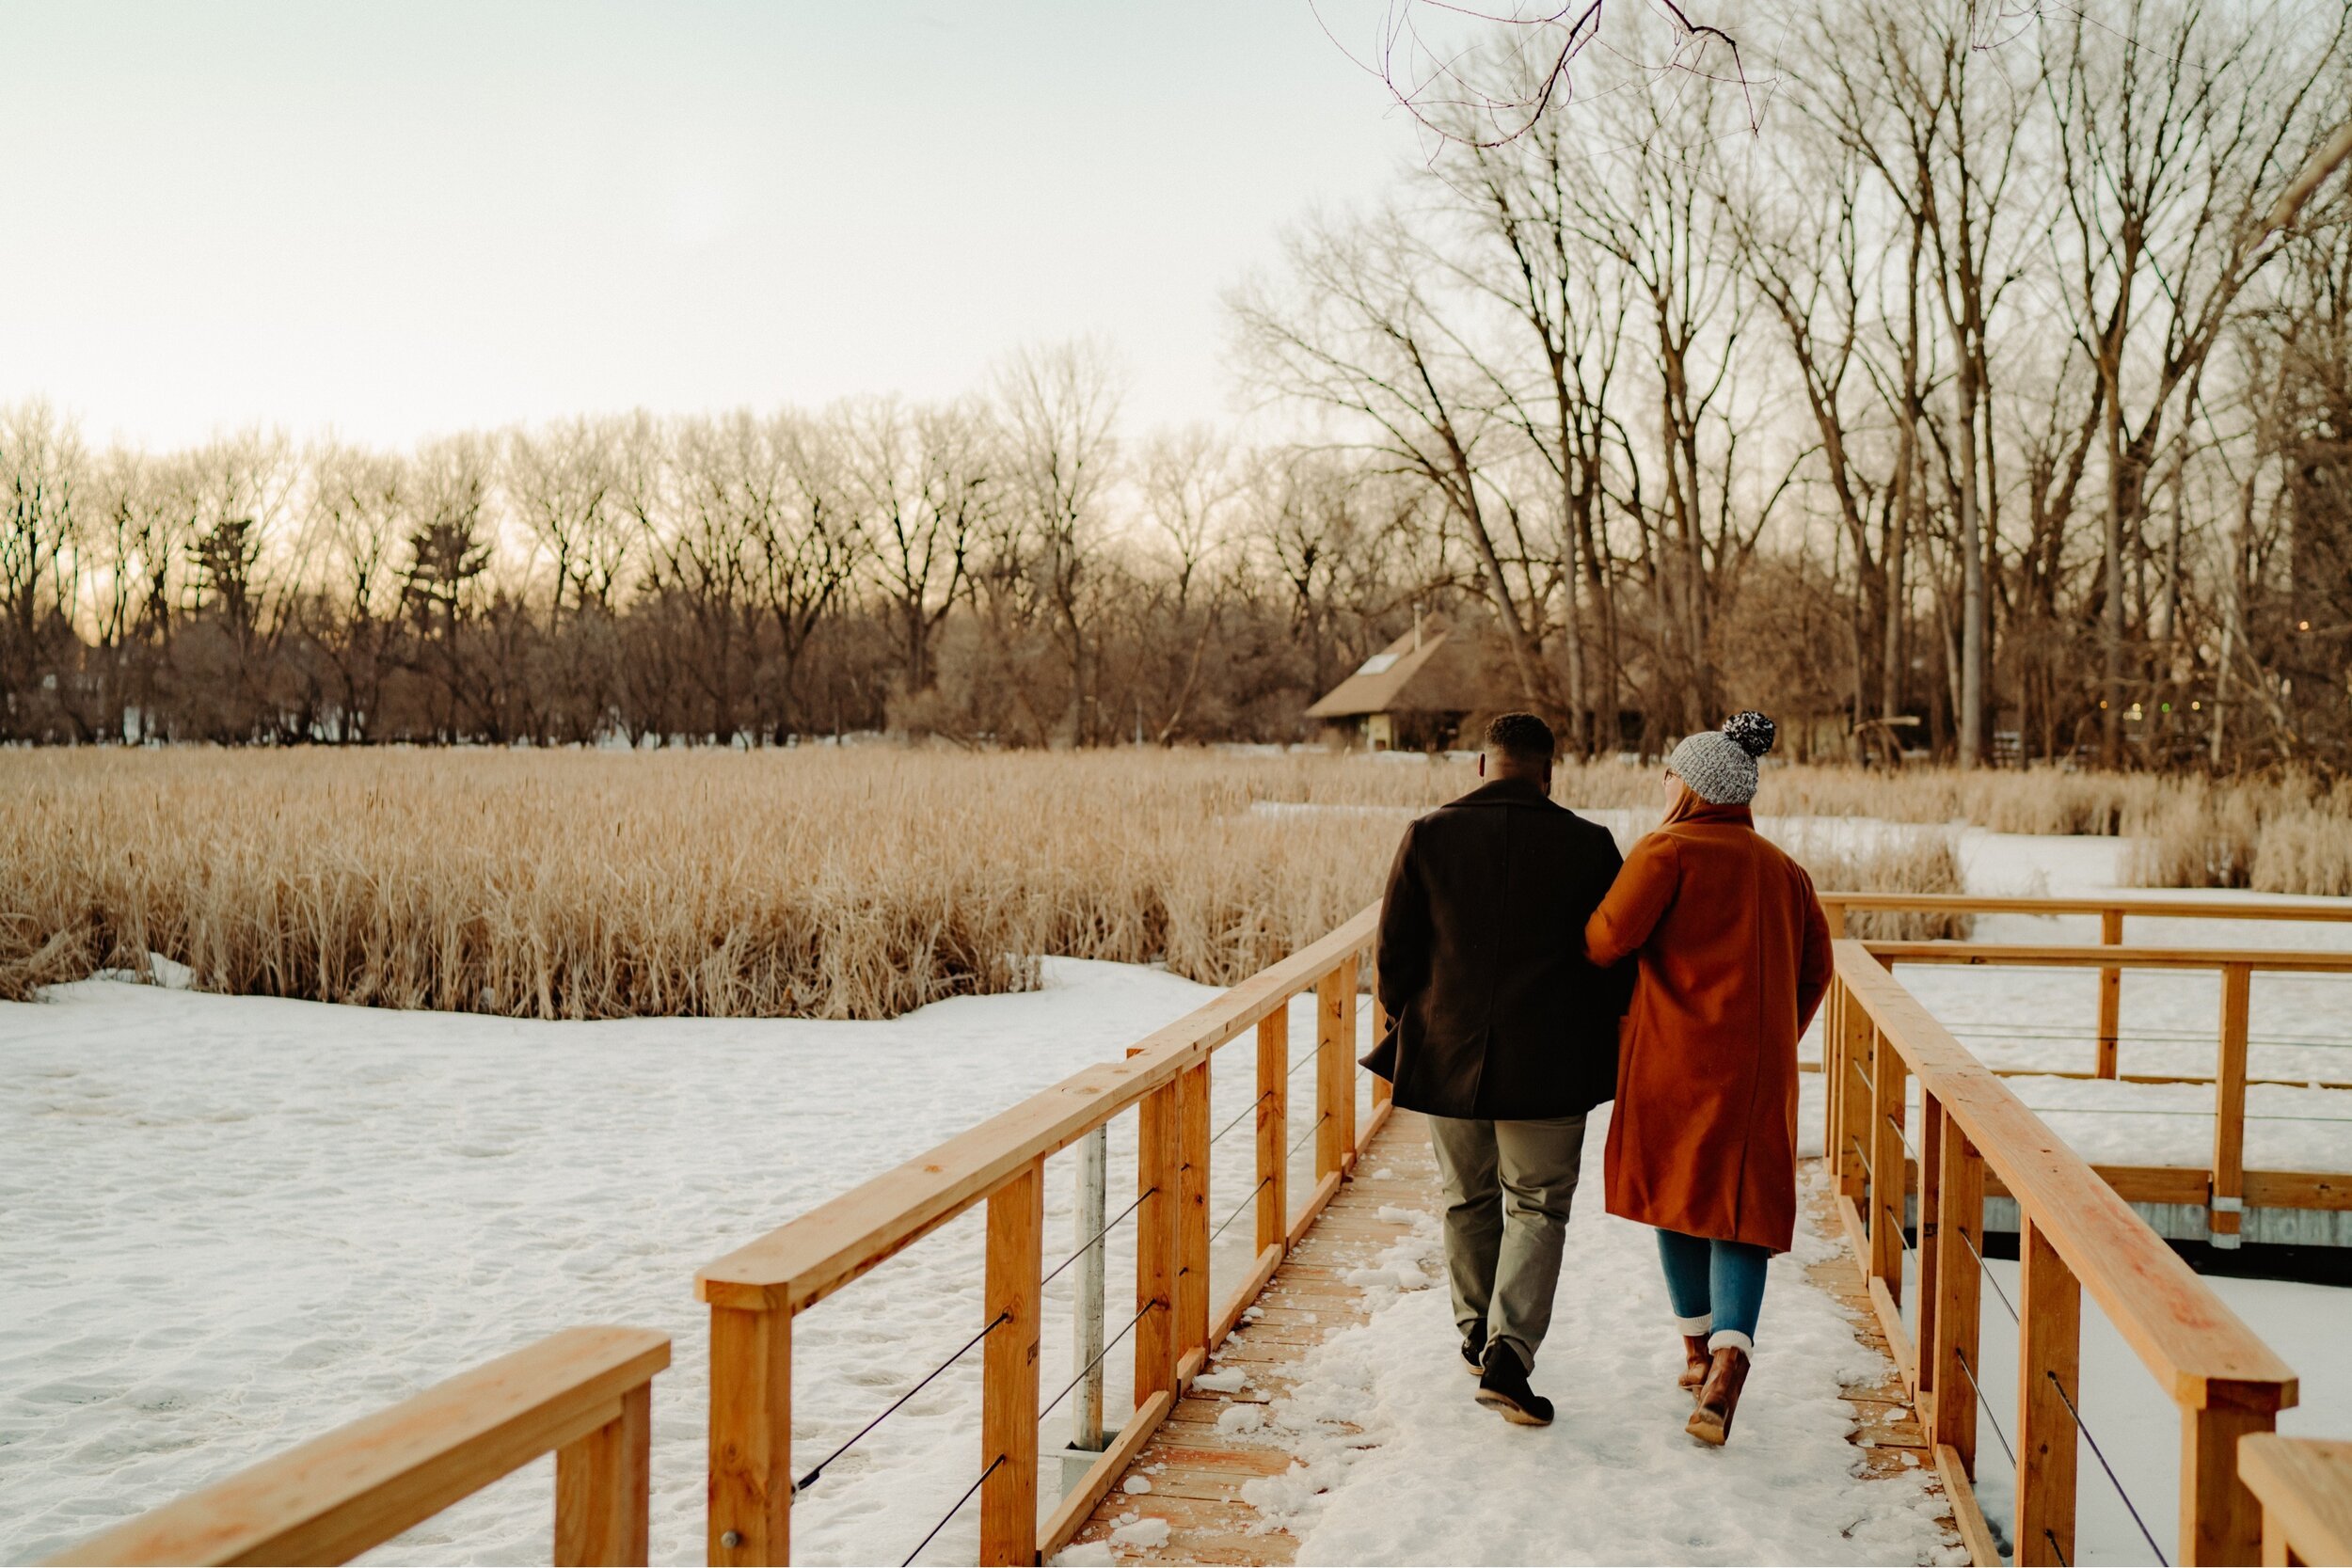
left=1064, top=1110, right=1950, bottom=1563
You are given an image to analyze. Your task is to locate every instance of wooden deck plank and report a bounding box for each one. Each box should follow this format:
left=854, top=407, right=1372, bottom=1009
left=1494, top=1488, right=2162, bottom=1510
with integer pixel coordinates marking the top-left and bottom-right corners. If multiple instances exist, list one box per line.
left=1068, top=1117, right=1952, bottom=1564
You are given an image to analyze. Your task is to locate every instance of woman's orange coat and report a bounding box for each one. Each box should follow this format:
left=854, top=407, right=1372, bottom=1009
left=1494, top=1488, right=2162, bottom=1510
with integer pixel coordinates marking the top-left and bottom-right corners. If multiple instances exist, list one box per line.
left=1583, top=794, right=1835, bottom=1253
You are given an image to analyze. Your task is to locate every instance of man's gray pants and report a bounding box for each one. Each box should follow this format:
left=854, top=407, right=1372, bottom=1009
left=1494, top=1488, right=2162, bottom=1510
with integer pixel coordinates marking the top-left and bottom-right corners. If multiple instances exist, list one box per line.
left=1425, top=1114, right=1588, bottom=1373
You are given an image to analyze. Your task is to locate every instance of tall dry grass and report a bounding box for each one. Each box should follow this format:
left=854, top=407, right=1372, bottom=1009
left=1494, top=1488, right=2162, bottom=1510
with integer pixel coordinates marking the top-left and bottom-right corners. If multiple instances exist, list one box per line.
left=2123, top=773, right=2352, bottom=895
left=6, top=748, right=2339, bottom=1018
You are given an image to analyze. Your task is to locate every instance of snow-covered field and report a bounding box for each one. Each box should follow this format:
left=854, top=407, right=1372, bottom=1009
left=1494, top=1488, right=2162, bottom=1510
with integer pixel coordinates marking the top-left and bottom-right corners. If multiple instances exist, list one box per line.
left=4, top=813, right=2349, bottom=1566
left=1, top=963, right=1345, bottom=1564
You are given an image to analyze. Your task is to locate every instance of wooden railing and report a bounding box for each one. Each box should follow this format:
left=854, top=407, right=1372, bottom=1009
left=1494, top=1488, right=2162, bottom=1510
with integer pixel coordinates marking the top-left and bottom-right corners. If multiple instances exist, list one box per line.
left=49, top=1326, right=671, bottom=1567
left=695, top=903, right=1388, bottom=1566
left=1823, top=942, right=2298, bottom=1565
left=1818, top=893, right=2352, bottom=1080
left=1851, top=940, right=2352, bottom=1245
left=2236, top=1434, right=2352, bottom=1566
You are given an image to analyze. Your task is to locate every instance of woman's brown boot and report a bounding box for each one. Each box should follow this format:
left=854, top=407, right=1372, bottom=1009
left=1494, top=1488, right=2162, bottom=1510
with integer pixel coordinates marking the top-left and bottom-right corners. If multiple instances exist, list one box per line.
left=1685, top=1346, right=1750, bottom=1445
left=1677, top=1335, right=1710, bottom=1392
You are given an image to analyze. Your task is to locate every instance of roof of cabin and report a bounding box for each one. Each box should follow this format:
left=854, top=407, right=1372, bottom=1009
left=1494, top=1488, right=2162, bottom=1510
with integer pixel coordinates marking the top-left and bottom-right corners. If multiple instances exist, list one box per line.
left=1304, top=617, right=1494, bottom=719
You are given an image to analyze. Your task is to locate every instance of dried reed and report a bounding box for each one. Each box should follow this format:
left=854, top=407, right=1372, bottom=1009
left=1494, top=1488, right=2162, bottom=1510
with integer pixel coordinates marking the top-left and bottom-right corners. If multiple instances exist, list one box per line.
left=7, top=749, right=2337, bottom=1017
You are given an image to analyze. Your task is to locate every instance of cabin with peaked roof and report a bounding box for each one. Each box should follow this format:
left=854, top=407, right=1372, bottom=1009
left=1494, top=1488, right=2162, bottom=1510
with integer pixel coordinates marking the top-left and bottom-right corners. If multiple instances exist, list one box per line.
left=1304, top=615, right=1500, bottom=752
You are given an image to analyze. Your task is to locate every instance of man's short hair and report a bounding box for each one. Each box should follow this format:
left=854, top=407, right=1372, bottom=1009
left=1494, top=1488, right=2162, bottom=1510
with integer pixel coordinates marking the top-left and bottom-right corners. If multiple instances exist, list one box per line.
left=1483, top=711, right=1556, bottom=767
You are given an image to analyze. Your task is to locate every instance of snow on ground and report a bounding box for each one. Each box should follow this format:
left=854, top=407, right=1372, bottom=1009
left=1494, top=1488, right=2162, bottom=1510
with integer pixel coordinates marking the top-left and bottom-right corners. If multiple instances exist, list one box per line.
left=1, top=965, right=1361, bottom=1565
left=1230, top=1146, right=1964, bottom=1567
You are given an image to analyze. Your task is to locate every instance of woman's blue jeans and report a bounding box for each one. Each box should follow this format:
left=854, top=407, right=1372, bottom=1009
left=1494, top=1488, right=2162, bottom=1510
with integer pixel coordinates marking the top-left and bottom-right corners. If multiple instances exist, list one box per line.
left=1655, top=1227, right=1770, bottom=1351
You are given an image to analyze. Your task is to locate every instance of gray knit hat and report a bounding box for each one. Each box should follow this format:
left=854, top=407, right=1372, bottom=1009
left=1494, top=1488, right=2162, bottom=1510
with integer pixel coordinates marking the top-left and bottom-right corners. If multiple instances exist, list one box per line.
left=1666, top=712, right=1777, bottom=805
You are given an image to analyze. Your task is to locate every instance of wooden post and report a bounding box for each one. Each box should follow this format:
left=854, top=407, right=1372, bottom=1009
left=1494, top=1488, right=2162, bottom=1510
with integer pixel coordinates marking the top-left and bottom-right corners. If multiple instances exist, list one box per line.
left=707, top=1306, right=791, bottom=1566
left=2097, top=907, right=2124, bottom=1078
left=1315, top=961, right=1349, bottom=1181
left=1915, top=1091, right=1945, bottom=1414
left=1175, top=1061, right=1211, bottom=1367
left=1256, top=1007, right=1289, bottom=1256
left=2017, top=1216, right=2081, bottom=1568
left=1930, top=1105, right=1982, bottom=1475
left=979, top=1160, right=1042, bottom=1566
left=1838, top=982, right=1874, bottom=1206
left=1824, top=897, right=1849, bottom=938
left=556, top=1381, right=652, bottom=1566
left=1823, top=979, right=1846, bottom=1199
left=1338, top=953, right=1361, bottom=1161
left=2184, top=1391, right=2277, bottom=1565
left=2214, top=962, right=2251, bottom=1248
left=1133, top=1080, right=1179, bottom=1406
left=1868, top=1024, right=1908, bottom=1300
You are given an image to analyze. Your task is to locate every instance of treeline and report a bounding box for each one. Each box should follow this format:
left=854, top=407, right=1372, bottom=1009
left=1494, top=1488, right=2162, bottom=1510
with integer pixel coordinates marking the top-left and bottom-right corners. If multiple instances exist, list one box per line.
left=3, top=0, right=2348, bottom=766
left=0, top=357, right=1459, bottom=749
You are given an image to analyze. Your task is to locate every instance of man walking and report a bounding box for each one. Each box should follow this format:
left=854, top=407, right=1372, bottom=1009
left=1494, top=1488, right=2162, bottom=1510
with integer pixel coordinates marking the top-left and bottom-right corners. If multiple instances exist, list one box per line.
left=1361, top=712, right=1628, bottom=1425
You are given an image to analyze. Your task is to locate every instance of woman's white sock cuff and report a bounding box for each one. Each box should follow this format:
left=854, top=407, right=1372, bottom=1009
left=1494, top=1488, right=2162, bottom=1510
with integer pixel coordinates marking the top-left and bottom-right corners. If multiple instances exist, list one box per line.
left=1708, top=1329, right=1755, bottom=1356
left=1673, top=1313, right=1714, bottom=1336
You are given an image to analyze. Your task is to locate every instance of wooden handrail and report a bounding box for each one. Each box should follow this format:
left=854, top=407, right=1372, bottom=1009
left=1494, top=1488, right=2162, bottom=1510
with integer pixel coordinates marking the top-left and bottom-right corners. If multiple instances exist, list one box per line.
left=1820, top=893, right=2352, bottom=922
left=701, top=903, right=1385, bottom=1565
left=1836, top=947, right=2296, bottom=1401
left=1859, top=942, right=2352, bottom=972
left=697, top=905, right=1380, bottom=1316
left=1827, top=943, right=2296, bottom=1565
left=49, top=1326, right=671, bottom=1568
left=2237, top=1434, right=2352, bottom=1565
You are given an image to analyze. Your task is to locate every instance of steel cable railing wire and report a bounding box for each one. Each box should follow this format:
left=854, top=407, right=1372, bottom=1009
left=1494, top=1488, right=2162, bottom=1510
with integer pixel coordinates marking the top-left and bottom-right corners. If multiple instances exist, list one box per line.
left=1038, top=1294, right=1162, bottom=1425
left=899, top=1452, right=1005, bottom=1567
left=2046, top=1369, right=2169, bottom=1564
left=1848, top=1135, right=1875, bottom=1186
left=1952, top=1344, right=2018, bottom=1466
left=1953, top=1209, right=2170, bottom=1564
left=1040, top=1185, right=1155, bottom=1292
left=1209, top=1090, right=1274, bottom=1148
left=796, top=1311, right=1010, bottom=1494
left=1209, top=1175, right=1275, bottom=1245
left=1291, top=1112, right=1331, bottom=1161
left=1958, top=1223, right=2024, bottom=1325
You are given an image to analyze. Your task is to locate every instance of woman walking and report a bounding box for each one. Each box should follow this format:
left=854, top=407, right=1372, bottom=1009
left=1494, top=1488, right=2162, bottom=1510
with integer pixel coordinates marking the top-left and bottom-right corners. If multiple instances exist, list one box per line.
left=1582, top=712, right=1834, bottom=1446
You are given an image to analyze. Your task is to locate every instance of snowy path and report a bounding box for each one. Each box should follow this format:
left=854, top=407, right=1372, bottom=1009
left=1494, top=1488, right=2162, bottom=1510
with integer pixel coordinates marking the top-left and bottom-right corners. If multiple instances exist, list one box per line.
left=1209, top=1116, right=1964, bottom=1567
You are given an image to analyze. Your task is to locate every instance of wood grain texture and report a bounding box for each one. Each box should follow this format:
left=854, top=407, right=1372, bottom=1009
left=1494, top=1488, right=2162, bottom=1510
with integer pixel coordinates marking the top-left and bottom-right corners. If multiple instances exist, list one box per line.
left=555, top=1381, right=651, bottom=1566
left=979, top=1161, right=1043, bottom=1565
left=2214, top=963, right=2251, bottom=1240
left=1135, top=1080, right=1180, bottom=1410
left=2098, top=908, right=2124, bottom=1079
left=1176, top=1063, right=1213, bottom=1367
left=53, top=1326, right=670, bottom=1568
left=707, top=1307, right=789, bottom=1566
left=2237, top=1435, right=2352, bottom=1568
left=1255, top=1009, right=1288, bottom=1257
left=2017, top=1218, right=2081, bottom=1568
left=1931, top=1106, right=1983, bottom=1475
left=2184, top=1389, right=2278, bottom=1567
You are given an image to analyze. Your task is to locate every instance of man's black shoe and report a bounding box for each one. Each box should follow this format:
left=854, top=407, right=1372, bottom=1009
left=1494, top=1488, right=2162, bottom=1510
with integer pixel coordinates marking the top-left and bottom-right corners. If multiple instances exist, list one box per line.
left=1459, top=1321, right=1486, bottom=1374
left=1474, top=1345, right=1554, bottom=1426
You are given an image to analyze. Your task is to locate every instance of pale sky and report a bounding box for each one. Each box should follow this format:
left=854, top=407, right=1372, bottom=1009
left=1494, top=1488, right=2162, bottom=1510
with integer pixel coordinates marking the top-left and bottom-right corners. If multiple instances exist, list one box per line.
left=0, top=2, right=1427, bottom=451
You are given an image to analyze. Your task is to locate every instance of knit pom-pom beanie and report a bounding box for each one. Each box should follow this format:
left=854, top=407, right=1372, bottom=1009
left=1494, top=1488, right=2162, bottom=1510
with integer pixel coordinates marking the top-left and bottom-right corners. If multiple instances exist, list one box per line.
left=1666, top=711, right=1777, bottom=805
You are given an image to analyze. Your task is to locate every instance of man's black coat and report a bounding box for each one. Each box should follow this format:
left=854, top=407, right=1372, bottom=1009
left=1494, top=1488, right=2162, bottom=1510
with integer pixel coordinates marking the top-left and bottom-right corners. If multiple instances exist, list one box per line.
left=1360, top=775, right=1629, bottom=1119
